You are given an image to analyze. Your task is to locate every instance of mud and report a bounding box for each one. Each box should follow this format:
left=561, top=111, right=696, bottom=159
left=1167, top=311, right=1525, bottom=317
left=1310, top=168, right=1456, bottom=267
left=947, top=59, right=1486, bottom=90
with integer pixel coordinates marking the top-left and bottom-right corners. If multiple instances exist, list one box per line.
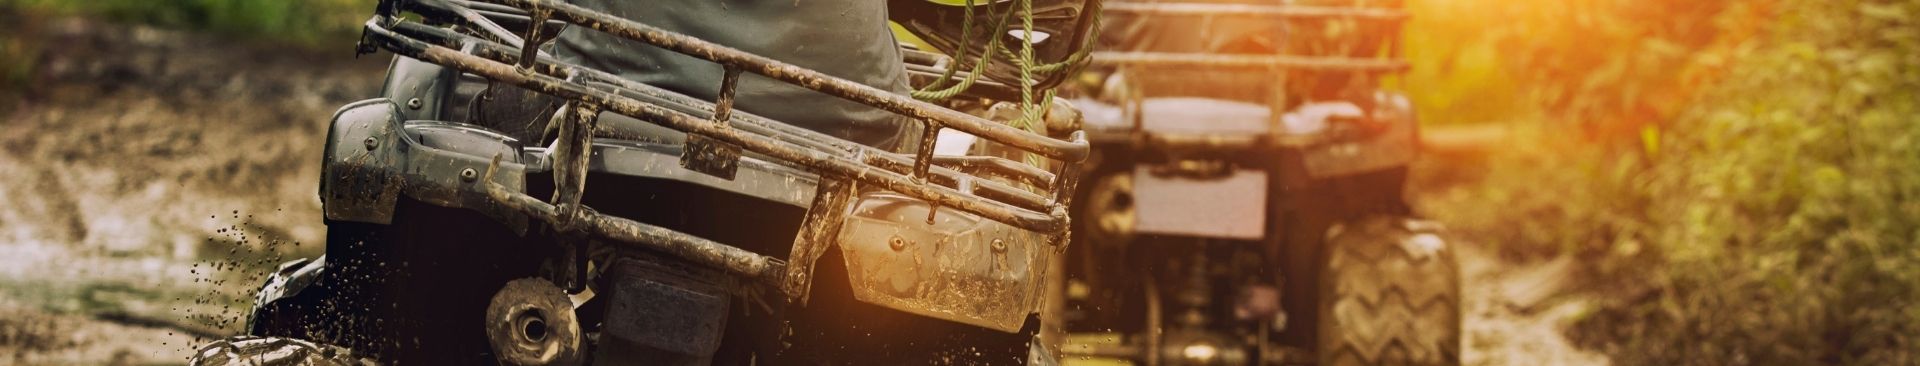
left=1454, top=245, right=1611, bottom=366
left=0, top=17, right=383, bottom=365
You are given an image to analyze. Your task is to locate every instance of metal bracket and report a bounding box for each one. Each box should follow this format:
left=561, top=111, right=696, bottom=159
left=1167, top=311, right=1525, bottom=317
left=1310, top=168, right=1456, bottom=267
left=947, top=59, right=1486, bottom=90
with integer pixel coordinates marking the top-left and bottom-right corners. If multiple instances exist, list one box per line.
left=782, top=178, right=856, bottom=303
left=913, top=121, right=942, bottom=224
left=550, top=101, right=600, bottom=233
left=516, top=6, right=551, bottom=72
left=681, top=67, right=744, bottom=180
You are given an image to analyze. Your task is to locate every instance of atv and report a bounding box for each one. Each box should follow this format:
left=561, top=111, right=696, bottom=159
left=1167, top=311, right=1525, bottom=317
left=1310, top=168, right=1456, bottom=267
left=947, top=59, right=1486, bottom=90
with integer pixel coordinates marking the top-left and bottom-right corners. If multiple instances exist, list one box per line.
left=188, top=0, right=1100, bottom=364
left=1044, top=1, right=1462, bottom=365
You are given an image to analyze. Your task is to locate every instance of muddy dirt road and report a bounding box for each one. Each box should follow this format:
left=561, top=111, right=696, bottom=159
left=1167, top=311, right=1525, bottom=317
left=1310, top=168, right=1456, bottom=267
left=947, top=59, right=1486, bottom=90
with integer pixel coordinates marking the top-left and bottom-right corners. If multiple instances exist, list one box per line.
left=0, top=19, right=1606, bottom=366
left=0, top=19, right=382, bottom=365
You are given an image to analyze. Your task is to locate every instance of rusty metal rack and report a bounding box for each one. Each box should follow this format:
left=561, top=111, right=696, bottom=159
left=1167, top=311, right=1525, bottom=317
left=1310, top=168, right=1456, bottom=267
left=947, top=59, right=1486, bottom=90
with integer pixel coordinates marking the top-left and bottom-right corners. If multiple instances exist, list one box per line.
left=1104, top=2, right=1406, bottom=18
left=1091, top=2, right=1409, bottom=72
left=1081, top=1, right=1410, bottom=156
left=357, top=0, right=1088, bottom=297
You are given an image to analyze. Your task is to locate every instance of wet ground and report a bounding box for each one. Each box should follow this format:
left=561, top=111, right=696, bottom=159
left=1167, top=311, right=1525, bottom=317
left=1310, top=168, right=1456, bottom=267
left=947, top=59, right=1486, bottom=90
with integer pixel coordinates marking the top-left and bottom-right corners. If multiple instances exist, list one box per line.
left=0, top=18, right=1606, bottom=366
left=1454, top=246, right=1608, bottom=366
left=0, top=18, right=383, bottom=365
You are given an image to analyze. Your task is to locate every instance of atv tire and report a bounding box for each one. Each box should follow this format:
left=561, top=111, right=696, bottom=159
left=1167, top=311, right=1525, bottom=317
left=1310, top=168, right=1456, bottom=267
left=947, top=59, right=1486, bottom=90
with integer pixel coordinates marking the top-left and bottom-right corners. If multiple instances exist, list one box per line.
left=188, top=336, right=372, bottom=366
left=1317, top=217, right=1461, bottom=366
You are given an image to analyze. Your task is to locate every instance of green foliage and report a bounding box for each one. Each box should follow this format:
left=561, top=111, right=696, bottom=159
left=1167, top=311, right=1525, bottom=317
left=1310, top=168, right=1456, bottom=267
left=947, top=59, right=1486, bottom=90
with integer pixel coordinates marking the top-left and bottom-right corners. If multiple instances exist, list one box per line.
left=1577, top=1, right=1920, bottom=363
left=1399, top=0, right=1537, bottom=125
left=1413, top=0, right=1769, bottom=258
left=1402, top=0, right=1756, bottom=134
left=0, top=39, right=29, bottom=93
left=1, top=0, right=375, bottom=46
left=1421, top=0, right=1920, bottom=363
left=0, top=7, right=41, bottom=108
left=0, top=0, right=374, bottom=99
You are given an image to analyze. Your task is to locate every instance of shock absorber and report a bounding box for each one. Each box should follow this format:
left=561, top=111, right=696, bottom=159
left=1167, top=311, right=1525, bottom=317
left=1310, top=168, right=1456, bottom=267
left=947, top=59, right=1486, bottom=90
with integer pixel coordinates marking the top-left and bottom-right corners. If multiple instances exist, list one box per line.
left=1176, top=248, right=1212, bottom=330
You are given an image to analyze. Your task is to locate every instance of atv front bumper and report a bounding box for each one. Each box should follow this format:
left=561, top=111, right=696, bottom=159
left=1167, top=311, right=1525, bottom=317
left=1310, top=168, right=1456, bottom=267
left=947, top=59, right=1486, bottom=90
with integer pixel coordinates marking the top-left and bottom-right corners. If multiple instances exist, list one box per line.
left=321, top=99, right=1052, bottom=332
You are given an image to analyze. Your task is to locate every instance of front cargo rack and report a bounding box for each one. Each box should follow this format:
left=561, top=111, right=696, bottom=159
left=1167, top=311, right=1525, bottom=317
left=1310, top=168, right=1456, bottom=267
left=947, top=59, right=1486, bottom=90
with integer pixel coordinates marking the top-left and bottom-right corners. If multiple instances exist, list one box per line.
left=1092, top=1, right=1409, bottom=72
left=1084, top=1, right=1410, bottom=154
left=357, top=0, right=1089, bottom=298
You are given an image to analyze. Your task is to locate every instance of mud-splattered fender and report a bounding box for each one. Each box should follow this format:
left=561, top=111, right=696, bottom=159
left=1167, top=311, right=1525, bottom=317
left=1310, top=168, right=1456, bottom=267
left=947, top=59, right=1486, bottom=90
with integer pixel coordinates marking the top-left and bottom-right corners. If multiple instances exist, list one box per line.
left=834, top=192, right=1052, bottom=333
left=318, top=99, right=529, bottom=231
left=319, top=99, right=407, bottom=224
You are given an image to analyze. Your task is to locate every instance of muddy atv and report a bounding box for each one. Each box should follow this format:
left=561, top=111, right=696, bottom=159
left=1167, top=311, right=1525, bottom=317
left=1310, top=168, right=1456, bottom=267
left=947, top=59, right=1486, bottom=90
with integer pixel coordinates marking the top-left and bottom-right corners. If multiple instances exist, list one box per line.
left=188, top=0, right=1101, bottom=364
left=1044, top=1, right=1461, bottom=365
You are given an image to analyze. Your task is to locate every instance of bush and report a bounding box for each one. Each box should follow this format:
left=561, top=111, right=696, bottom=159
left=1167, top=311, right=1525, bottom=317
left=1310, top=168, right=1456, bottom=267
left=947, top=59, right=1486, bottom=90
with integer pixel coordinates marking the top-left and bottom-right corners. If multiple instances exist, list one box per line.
left=1421, top=0, right=1920, bottom=363
left=1572, top=1, right=1920, bottom=363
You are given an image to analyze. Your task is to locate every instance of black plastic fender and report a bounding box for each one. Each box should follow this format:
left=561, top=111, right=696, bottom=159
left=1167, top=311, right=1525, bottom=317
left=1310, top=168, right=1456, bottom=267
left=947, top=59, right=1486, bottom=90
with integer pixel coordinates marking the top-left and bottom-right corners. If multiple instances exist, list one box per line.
left=318, top=98, right=530, bottom=232
left=1301, top=92, right=1419, bottom=179
left=381, top=56, right=457, bottom=122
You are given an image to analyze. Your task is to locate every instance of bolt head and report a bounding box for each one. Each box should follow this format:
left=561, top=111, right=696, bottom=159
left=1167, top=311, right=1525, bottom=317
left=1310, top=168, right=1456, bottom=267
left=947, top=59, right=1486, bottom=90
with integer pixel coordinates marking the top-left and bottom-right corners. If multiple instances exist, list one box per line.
left=888, top=236, right=909, bottom=251
left=460, top=168, right=479, bottom=182
left=406, top=98, right=423, bottom=110
left=363, top=136, right=379, bottom=150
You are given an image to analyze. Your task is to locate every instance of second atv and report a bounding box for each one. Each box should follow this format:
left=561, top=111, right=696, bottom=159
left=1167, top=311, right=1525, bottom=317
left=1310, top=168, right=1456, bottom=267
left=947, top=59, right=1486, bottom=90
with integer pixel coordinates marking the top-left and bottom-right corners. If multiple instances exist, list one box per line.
left=1045, top=1, right=1462, bottom=365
